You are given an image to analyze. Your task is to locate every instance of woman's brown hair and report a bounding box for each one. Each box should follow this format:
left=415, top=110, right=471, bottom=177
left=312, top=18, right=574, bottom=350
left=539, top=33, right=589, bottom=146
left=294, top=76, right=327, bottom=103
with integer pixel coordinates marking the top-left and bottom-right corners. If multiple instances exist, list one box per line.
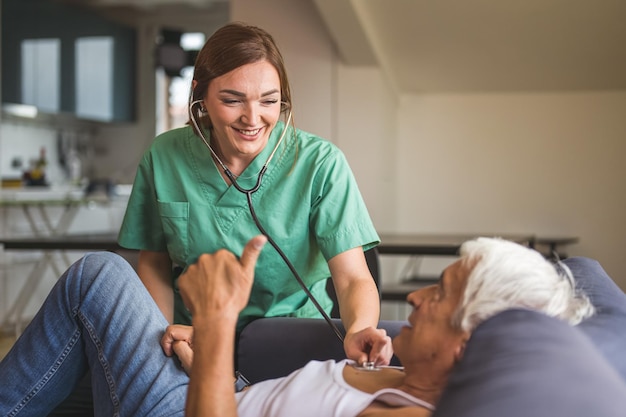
left=188, top=22, right=293, bottom=133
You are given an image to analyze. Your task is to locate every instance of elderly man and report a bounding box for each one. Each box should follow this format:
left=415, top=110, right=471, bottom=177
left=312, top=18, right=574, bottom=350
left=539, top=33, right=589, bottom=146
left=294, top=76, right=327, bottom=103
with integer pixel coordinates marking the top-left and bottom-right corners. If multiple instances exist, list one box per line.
left=180, top=235, right=596, bottom=416
left=0, top=236, right=596, bottom=416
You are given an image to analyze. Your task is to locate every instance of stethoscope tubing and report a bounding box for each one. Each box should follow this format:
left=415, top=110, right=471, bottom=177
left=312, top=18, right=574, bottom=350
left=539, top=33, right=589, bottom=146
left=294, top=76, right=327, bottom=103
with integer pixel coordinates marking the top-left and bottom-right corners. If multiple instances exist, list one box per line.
left=243, top=188, right=344, bottom=343
left=190, top=102, right=345, bottom=342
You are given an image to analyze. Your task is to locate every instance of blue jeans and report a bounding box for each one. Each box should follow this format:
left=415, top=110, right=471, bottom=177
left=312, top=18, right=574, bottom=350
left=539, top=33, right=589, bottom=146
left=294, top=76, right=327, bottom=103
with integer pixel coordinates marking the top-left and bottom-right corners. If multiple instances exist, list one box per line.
left=0, top=252, right=188, bottom=417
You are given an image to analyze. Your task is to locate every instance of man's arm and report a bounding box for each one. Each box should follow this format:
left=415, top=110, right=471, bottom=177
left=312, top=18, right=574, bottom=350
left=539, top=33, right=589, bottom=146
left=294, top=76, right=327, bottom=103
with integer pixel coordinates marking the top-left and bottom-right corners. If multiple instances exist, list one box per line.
left=185, top=314, right=239, bottom=416
left=177, top=235, right=267, bottom=417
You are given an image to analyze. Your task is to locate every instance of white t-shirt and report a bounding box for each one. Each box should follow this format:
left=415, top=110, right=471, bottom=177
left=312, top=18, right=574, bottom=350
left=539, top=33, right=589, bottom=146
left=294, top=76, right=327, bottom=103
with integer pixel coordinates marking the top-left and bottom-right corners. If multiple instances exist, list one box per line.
left=236, top=360, right=434, bottom=417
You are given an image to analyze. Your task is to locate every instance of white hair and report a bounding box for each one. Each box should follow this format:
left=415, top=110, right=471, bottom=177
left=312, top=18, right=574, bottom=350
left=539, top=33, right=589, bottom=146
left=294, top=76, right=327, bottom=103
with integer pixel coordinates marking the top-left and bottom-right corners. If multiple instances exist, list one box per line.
left=453, top=237, right=595, bottom=333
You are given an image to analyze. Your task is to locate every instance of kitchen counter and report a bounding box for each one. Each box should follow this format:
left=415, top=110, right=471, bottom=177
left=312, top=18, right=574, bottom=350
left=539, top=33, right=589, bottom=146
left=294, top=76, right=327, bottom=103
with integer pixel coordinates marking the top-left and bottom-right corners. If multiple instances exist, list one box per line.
left=0, top=185, right=86, bottom=203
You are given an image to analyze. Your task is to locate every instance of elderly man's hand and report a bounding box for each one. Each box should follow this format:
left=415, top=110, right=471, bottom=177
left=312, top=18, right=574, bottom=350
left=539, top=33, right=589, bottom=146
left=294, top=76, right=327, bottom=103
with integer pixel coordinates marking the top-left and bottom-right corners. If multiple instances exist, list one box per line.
left=178, top=235, right=267, bottom=321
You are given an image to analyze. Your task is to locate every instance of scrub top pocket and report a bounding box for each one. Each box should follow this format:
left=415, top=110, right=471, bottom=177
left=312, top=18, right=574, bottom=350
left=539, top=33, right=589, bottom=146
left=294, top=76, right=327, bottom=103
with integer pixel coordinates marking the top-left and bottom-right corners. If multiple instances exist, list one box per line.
left=158, top=201, right=190, bottom=264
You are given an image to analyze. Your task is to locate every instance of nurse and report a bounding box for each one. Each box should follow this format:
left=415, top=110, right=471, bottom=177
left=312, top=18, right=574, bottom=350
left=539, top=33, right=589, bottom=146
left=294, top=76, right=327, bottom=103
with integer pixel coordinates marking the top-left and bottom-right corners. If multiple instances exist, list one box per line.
left=118, top=22, right=391, bottom=365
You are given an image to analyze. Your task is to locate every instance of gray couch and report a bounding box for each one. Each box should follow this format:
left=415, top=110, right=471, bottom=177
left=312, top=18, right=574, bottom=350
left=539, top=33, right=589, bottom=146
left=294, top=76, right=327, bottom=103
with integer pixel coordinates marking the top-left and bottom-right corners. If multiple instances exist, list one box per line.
left=238, top=257, right=626, bottom=416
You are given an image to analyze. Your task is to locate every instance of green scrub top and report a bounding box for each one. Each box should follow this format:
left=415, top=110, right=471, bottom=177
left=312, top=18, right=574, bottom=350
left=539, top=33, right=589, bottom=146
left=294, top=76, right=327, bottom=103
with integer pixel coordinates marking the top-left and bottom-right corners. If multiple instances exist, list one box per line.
left=118, top=121, right=379, bottom=332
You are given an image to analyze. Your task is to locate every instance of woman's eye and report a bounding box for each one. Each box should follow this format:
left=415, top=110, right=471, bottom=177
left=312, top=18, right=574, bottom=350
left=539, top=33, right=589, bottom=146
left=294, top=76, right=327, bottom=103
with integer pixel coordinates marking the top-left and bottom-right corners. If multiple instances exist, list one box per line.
left=222, top=98, right=241, bottom=105
left=262, top=99, right=279, bottom=106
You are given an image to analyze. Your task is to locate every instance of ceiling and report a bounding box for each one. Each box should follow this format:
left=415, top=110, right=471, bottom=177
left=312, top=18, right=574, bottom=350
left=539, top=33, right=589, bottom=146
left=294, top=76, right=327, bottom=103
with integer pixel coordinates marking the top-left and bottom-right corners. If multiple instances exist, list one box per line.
left=313, top=0, right=626, bottom=93
left=58, top=0, right=626, bottom=94
left=55, top=0, right=229, bottom=24
left=61, top=0, right=226, bottom=9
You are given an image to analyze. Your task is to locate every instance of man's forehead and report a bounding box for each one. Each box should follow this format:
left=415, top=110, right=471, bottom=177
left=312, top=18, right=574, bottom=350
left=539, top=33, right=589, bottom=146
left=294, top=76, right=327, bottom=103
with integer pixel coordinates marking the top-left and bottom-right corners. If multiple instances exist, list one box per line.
left=443, top=258, right=474, bottom=292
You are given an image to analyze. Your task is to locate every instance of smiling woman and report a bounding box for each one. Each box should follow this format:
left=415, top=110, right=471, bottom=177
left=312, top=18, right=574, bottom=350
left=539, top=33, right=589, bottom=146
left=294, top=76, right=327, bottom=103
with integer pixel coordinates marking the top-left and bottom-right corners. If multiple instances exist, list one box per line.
left=117, top=21, right=389, bottom=368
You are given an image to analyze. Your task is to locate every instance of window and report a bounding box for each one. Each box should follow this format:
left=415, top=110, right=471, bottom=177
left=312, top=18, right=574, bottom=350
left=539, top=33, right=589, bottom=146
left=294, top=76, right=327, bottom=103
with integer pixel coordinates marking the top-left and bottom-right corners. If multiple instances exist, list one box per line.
left=156, top=32, right=205, bottom=134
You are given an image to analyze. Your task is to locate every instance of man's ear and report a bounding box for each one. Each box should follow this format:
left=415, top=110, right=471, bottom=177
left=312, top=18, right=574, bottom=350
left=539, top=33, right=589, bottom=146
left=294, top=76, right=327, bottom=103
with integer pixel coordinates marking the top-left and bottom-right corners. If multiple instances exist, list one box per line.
left=454, top=332, right=471, bottom=362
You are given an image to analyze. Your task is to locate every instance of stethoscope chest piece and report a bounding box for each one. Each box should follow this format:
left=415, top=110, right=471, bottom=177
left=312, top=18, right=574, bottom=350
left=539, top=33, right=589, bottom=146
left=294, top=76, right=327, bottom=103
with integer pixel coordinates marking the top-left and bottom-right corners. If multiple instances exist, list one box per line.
left=352, top=361, right=380, bottom=372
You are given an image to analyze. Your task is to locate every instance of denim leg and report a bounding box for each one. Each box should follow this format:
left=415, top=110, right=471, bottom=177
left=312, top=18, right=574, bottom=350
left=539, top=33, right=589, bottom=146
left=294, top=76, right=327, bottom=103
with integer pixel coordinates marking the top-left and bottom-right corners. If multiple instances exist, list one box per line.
left=0, top=252, right=188, bottom=417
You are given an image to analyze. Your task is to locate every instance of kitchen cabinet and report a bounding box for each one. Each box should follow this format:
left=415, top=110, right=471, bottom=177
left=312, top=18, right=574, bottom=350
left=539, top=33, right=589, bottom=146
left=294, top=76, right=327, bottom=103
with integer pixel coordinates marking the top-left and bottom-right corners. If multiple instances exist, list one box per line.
left=1, top=0, right=136, bottom=122
left=20, top=39, right=61, bottom=113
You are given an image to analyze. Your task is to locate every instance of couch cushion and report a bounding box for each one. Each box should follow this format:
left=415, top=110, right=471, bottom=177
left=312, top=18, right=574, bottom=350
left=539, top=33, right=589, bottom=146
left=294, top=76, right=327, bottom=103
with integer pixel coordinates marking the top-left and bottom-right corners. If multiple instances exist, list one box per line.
left=564, top=256, right=626, bottom=380
left=433, top=309, right=626, bottom=417
left=237, top=318, right=405, bottom=384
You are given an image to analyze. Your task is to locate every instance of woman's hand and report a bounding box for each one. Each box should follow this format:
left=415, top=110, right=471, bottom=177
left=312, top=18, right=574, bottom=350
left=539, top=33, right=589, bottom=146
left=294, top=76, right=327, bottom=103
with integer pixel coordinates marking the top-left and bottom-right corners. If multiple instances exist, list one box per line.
left=344, top=326, right=394, bottom=366
left=162, top=324, right=194, bottom=374
left=328, top=247, right=392, bottom=366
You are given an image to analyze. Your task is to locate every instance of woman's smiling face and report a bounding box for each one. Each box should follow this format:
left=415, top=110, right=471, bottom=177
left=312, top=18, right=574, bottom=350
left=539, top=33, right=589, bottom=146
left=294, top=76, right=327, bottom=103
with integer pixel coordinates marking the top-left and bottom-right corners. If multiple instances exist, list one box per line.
left=202, top=60, right=282, bottom=166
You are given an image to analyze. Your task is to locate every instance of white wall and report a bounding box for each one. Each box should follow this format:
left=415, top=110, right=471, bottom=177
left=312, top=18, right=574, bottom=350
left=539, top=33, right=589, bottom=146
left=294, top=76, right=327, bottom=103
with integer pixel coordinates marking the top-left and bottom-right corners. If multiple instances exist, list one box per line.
left=396, top=91, right=626, bottom=288
left=336, top=65, right=398, bottom=232
left=0, top=123, right=61, bottom=182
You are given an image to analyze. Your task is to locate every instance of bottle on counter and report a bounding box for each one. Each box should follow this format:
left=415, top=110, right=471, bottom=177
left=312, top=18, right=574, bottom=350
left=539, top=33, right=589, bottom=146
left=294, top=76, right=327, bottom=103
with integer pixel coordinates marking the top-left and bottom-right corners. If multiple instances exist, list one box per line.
left=67, top=148, right=82, bottom=185
left=24, top=147, right=48, bottom=186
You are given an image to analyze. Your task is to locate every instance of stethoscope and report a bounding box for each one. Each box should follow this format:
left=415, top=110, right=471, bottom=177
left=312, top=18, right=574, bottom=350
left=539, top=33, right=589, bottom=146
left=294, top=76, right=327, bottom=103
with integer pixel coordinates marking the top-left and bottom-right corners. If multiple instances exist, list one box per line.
left=189, top=100, right=345, bottom=343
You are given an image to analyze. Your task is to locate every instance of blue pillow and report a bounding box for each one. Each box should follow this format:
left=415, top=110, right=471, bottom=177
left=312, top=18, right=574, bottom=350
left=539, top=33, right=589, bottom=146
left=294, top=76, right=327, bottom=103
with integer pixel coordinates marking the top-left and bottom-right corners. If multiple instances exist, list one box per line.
left=433, top=309, right=626, bottom=417
left=564, top=256, right=626, bottom=381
